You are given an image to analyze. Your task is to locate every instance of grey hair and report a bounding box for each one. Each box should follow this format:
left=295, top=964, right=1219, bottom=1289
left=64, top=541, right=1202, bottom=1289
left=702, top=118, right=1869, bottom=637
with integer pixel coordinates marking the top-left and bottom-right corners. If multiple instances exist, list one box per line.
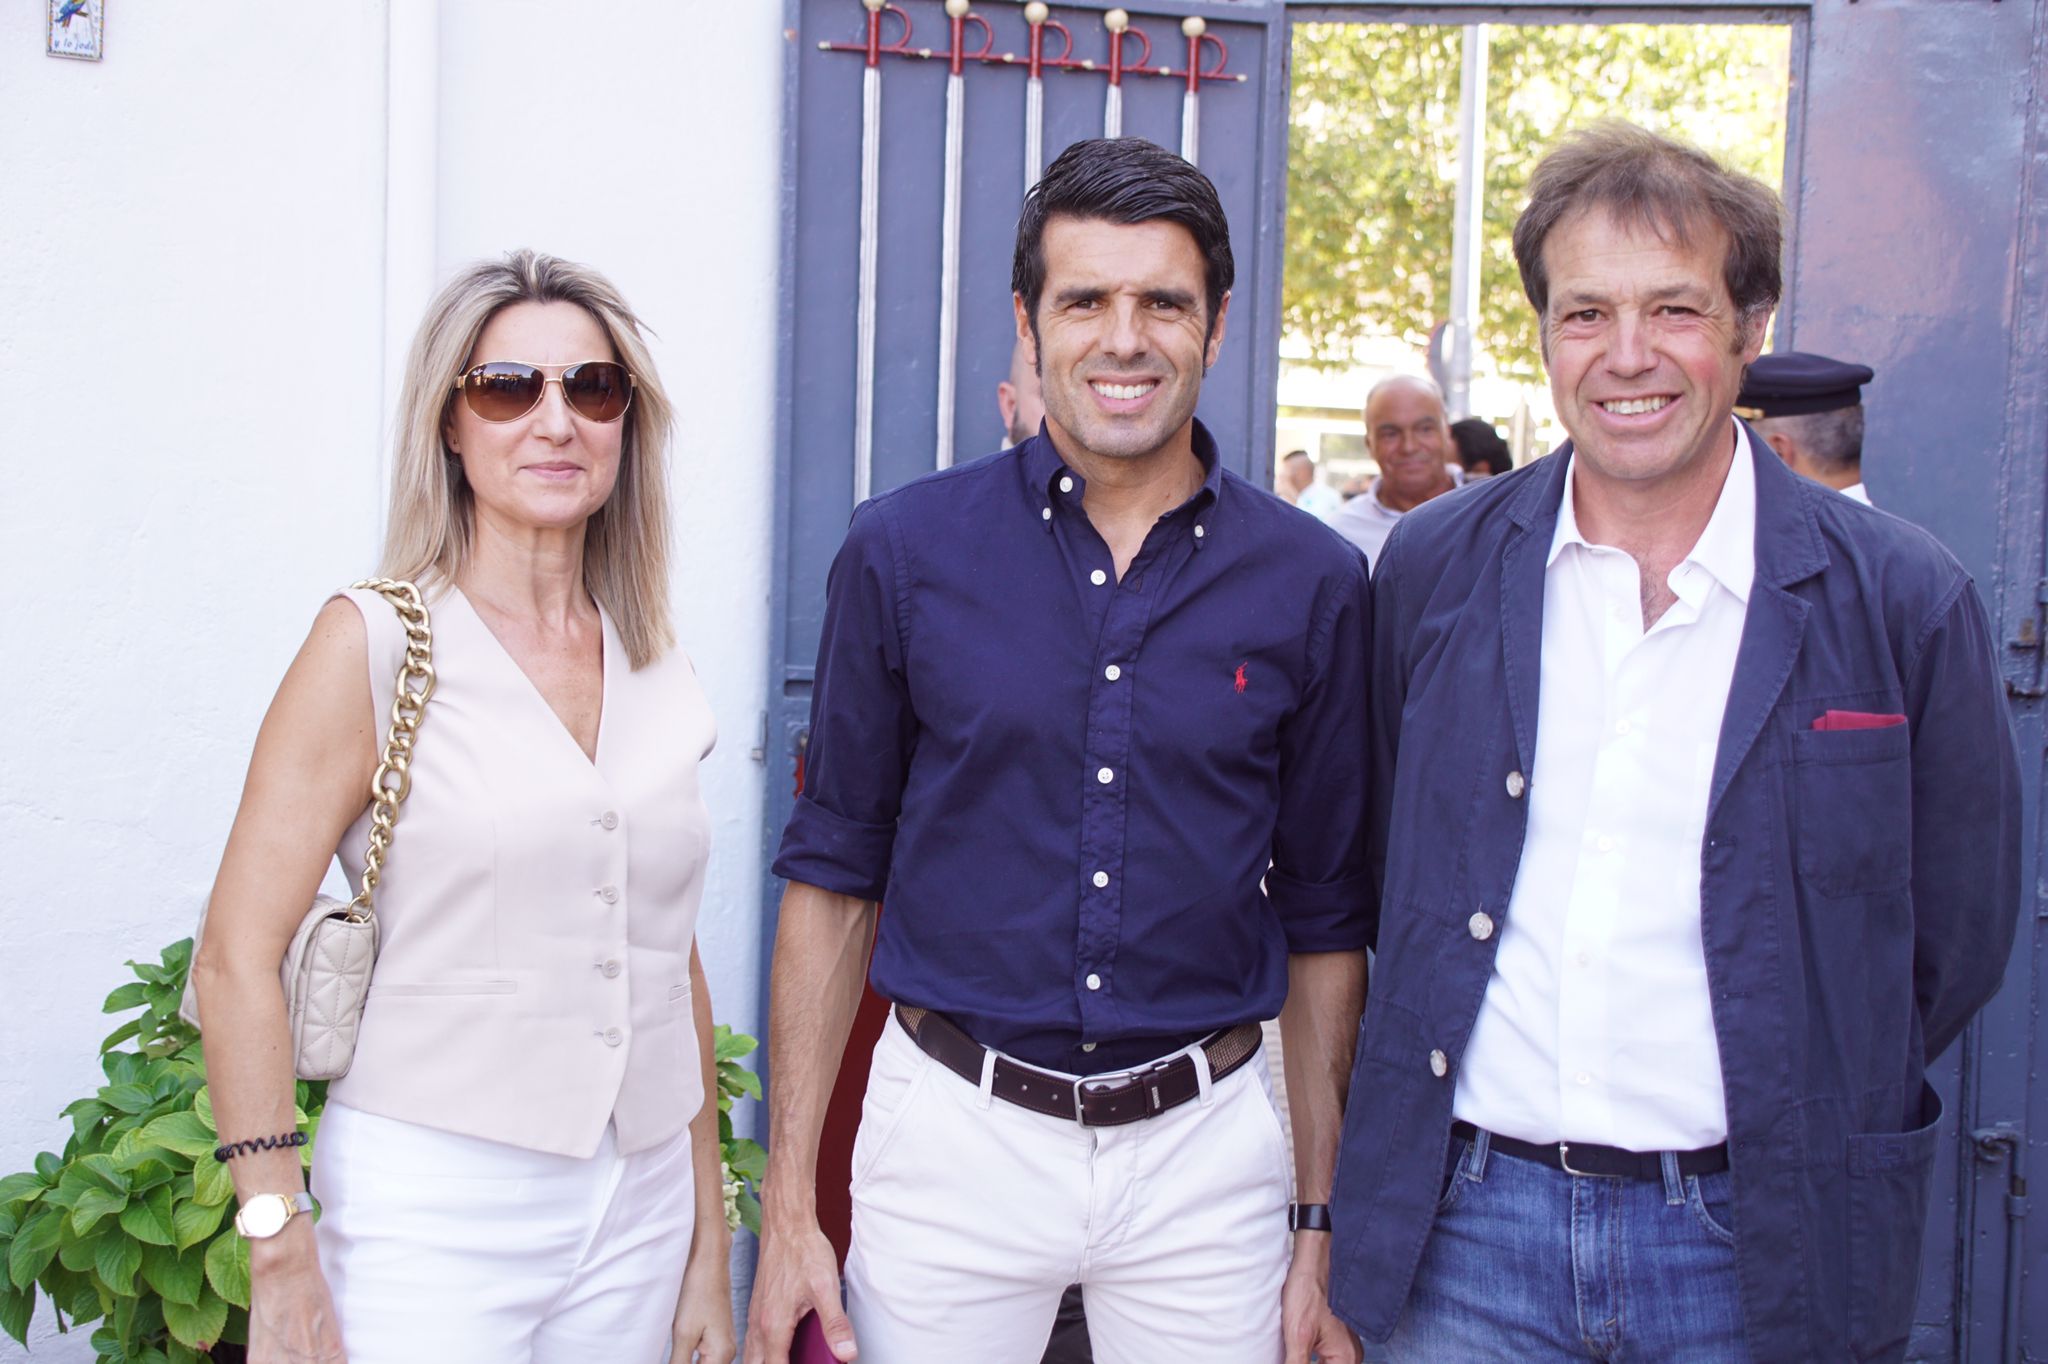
left=1754, top=406, right=1865, bottom=474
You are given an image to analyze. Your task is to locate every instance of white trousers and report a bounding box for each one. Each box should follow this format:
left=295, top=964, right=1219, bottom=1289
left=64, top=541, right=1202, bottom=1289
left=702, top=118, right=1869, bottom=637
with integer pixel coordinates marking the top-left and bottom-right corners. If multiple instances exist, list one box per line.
left=311, top=1101, right=695, bottom=1364
left=843, top=1016, right=1293, bottom=1364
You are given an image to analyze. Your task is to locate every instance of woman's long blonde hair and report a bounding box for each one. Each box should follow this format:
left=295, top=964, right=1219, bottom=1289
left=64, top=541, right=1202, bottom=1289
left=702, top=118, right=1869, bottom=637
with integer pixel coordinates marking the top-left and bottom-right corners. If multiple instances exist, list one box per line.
left=380, top=250, right=675, bottom=668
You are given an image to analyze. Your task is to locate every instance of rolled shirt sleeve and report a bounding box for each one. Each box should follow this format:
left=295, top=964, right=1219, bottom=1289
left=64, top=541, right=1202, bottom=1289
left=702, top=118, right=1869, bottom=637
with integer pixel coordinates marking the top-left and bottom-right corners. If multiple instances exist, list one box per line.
left=1268, top=548, right=1377, bottom=952
left=772, top=502, right=915, bottom=901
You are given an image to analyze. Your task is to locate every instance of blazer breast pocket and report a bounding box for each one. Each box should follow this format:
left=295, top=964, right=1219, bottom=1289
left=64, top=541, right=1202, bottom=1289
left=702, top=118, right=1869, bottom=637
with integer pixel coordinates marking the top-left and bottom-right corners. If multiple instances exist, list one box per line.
left=1789, top=722, right=1912, bottom=897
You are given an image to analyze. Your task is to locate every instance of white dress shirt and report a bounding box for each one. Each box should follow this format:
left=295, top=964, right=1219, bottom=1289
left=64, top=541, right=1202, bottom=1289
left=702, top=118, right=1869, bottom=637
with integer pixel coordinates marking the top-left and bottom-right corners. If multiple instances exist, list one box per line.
left=1454, top=427, right=1755, bottom=1151
left=1842, top=480, right=1871, bottom=505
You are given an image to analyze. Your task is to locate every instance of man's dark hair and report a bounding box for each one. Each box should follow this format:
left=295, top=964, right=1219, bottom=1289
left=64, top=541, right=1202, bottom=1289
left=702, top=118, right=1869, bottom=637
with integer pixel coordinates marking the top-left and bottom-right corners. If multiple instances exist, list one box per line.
left=1450, top=418, right=1514, bottom=477
left=1512, top=121, right=1782, bottom=348
left=1756, top=406, right=1865, bottom=474
left=1012, top=138, right=1235, bottom=342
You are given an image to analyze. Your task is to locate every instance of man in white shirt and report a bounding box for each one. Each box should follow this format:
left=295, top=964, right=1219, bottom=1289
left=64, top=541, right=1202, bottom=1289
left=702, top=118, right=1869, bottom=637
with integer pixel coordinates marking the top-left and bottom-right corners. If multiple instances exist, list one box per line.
left=1282, top=448, right=1342, bottom=521
left=1737, top=350, right=1876, bottom=504
left=1329, top=122, right=2020, bottom=1363
left=1329, top=375, right=1462, bottom=568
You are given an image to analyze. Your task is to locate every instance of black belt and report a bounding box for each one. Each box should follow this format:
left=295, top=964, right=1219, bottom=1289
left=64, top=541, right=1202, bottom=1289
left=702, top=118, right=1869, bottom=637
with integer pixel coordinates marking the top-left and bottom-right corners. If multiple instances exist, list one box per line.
left=895, top=1005, right=1263, bottom=1128
left=1451, top=1120, right=1730, bottom=1180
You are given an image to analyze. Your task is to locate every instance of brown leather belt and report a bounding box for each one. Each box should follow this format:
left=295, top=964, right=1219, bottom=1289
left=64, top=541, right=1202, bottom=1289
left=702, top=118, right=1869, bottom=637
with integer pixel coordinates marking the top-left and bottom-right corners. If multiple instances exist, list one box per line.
left=895, top=1005, right=1263, bottom=1128
left=1451, top=1120, right=1730, bottom=1179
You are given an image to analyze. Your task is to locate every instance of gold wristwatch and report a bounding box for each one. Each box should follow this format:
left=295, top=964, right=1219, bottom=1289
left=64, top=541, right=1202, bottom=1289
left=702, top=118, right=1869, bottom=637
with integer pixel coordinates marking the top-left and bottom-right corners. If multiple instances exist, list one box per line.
left=234, top=1191, right=315, bottom=1240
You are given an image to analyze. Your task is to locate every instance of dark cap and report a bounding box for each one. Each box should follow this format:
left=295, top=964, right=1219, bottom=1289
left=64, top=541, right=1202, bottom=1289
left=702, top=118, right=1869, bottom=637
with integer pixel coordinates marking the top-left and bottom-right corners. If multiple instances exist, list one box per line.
left=1736, top=351, right=1874, bottom=420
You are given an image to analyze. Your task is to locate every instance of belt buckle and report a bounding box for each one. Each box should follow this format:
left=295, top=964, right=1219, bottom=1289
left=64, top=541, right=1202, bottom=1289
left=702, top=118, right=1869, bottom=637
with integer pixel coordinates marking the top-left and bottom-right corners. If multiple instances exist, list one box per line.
left=1558, top=1142, right=1611, bottom=1178
left=1075, top=1060, right=1171, bottom=1127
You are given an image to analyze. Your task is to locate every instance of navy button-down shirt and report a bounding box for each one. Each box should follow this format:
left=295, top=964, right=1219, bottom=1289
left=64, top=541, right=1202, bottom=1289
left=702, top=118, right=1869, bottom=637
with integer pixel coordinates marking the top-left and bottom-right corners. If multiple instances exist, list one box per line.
left=774, top=422, right=1375, bottom=1073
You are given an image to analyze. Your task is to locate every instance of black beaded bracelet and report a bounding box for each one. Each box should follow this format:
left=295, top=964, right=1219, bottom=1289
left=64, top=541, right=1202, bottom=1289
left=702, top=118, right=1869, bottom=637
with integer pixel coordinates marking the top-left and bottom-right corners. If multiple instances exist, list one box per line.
left=214, top=1131, right=308, bottom=1164
left=1289, top=1202, right=1334, bottom=1233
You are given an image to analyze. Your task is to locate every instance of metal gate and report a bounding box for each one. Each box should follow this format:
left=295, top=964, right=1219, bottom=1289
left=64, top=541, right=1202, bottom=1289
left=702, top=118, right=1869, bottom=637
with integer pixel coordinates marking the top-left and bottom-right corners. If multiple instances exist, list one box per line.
left=765, top=1, right=2048, bottom=1354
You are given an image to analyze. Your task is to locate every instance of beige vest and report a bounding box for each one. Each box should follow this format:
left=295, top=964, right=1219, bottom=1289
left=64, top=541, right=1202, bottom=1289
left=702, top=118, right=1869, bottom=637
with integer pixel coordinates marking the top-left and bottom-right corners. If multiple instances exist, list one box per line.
left=327, top=585, right=716, bottom=1157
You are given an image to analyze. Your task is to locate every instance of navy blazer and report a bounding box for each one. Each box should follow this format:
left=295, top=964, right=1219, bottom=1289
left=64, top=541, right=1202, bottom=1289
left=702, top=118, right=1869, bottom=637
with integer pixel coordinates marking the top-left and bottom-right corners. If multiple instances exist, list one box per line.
left=1329, top=431, right=2022, bottom=1362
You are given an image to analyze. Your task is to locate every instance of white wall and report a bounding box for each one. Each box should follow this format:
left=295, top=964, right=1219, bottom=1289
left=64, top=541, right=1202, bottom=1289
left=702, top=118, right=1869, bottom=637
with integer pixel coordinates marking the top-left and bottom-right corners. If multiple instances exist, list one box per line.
left=0, top=5, right=782, bottom=1356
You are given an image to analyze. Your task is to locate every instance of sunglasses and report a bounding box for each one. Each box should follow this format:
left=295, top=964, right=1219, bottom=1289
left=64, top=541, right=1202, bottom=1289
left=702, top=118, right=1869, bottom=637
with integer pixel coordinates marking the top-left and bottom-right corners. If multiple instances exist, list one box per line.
left=452, top=360, right=635, bottom=424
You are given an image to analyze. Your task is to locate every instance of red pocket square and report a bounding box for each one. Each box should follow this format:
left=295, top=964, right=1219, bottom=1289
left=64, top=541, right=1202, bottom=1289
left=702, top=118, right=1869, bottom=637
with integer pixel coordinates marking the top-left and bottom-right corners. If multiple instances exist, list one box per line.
left=1812, top=710, right=1906, bottom=731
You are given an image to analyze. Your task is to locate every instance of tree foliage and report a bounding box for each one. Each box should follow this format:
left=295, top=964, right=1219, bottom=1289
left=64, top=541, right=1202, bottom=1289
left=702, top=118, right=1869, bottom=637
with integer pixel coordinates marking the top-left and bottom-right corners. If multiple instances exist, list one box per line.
left=1287, top=22, right=1790, bottom=380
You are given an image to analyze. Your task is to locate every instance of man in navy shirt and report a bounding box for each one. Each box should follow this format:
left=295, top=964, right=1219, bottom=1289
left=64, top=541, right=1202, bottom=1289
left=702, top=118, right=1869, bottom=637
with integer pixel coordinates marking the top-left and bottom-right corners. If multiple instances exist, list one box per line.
left=1328, top=122, right=2020, bottom=1362
left=744, top=139, right=1371, bottom=1364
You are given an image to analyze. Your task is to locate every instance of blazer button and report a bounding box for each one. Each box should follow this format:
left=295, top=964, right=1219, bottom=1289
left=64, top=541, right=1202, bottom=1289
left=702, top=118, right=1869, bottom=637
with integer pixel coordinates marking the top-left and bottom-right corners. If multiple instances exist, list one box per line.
left=1429, top=1049, right=1449, bottom=1078
left=1468, top=912, right=1495, bottom=941
left=1505, top=771, right=1526, bottom=799
left=603, top=1028, right=623, bottom=1047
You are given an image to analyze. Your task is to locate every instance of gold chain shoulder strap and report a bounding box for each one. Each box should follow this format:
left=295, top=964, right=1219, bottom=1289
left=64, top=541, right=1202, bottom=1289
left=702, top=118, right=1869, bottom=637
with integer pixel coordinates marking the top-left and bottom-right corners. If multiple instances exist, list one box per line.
left=344, top=578, right=437, bottom=924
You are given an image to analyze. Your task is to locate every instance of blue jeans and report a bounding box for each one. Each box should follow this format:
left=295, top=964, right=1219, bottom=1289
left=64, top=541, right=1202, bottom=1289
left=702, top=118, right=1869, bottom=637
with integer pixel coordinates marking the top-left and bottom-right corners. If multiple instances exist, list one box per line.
left=1376, top=1130, right=1749, bottom=1362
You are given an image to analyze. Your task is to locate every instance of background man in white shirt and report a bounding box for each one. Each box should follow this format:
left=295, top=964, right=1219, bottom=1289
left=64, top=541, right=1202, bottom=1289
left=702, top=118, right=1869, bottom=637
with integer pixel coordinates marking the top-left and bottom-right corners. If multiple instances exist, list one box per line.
left=1282, top=448, right=1343, bottom=521
left=1329, top=375, right=1462, bottom=569
left=1737, top=349, right=1876, bottom=504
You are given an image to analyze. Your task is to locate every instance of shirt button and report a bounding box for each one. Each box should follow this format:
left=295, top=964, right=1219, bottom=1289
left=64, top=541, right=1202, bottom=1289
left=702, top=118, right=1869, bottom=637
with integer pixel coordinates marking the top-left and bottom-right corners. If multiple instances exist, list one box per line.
left=599, top=811, right=619, bottom=831
left=1468, top=912, right=1494, bottom=941
left=1615, top=719, right=1633, bottom=736
left=599, top=885, right=620, bottom=904
left=1092, top=870, right=1110, bottom=888
left=1059, top=475, right=1075, bottom=493
left=1041, top=507, right=1052, bottom=521
left=1577, top=951, right=1592, bottom=967
left=1194, top=524, right=1206, bottom=539
left=1576, top=1071, right=1592, bottom=1086
left=601, top=960, right=622, bottom=978
left=603, top=1028, right=623, bottom=1047
left=1086, top=973, right=1102, bottom=991
left=1096, top=766, right=1114, bottom=785
left=1505, top=771, right=1526, bottom=799
left=1429, top=1049, right=1449, bottom=1078
left=1104, top=664, right=1121, bottom=681
left=1082, top=1042, right=1097, bottom=1053
left=1596, top=834, right=1615, bottom=853
left=1090, top=569, right=1108, bottom=586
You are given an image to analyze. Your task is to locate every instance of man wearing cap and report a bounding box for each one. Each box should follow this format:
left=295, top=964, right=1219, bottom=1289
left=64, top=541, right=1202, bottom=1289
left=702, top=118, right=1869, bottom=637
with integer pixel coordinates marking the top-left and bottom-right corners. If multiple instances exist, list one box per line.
left=1328, top=123, right=2020, bottom=1361
left=1738, top=350, right=1877, bottom=504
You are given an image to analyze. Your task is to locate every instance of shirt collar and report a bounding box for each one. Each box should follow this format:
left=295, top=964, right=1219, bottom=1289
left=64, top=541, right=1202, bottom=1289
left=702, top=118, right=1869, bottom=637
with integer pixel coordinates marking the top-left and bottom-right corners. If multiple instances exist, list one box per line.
left=1369, top=465, right=1465, bottom=517
left=1548, top=419, right=1758, bottom=605
left=1024, top=419, right=1224, bottom=539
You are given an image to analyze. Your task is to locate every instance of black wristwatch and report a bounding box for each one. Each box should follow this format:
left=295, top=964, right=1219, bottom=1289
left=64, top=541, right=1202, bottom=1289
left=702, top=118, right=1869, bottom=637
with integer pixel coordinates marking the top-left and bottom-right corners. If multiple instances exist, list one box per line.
left=1289, top=1202, right=1333, bottom=1233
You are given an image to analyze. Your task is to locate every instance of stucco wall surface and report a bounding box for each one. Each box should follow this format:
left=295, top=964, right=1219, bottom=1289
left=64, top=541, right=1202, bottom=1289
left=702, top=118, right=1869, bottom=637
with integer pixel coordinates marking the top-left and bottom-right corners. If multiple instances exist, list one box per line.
left=0, top=5, right=781, bottom=1358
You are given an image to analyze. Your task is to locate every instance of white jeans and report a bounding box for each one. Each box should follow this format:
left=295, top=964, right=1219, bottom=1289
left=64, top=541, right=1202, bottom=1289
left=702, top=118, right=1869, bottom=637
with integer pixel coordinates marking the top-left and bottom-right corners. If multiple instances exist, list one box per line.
left=311, top=1101, right=695, bottom=1364
left=843, top=1016, right=1293, bottom=1364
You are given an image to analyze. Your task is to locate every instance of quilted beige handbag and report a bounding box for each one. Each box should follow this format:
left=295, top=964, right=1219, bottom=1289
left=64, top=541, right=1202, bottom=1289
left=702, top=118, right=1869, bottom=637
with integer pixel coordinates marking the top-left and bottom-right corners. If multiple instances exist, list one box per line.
left=180, top=579, right=437, bottom=1080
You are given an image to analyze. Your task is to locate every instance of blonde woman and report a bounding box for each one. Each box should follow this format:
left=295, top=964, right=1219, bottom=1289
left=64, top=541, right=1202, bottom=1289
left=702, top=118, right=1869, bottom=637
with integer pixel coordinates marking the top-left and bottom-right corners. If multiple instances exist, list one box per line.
left=192, top=251, right=733, bottom=1364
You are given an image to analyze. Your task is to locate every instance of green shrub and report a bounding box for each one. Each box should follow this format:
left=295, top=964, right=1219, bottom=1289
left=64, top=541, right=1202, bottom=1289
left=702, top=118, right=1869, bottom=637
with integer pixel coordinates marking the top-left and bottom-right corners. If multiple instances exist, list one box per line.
left=0, top=938, right=766, bottom=1362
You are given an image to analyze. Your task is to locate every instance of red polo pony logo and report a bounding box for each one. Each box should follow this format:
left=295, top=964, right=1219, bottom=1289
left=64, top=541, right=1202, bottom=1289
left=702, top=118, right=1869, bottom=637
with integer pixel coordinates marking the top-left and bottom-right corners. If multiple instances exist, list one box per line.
left=1233, top=661, right=1248, bottom=694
